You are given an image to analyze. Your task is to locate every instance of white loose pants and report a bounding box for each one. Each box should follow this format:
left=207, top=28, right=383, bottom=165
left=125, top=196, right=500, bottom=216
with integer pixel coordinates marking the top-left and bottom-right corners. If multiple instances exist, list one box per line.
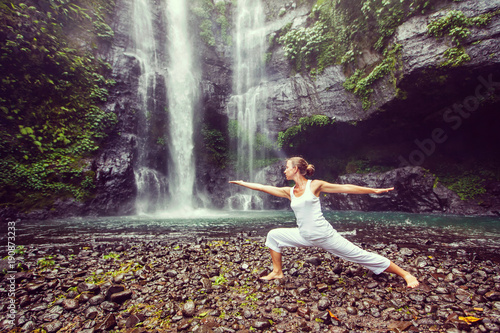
left=265, top=228, right=390, bottom=275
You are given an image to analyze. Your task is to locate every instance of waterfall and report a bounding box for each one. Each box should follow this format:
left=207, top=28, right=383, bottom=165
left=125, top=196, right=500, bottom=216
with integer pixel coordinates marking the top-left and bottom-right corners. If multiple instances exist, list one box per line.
left=127, top=0, right=197, bottom=214
left=165, top=0, right=198, bottom=212
left=227, top=0, right=269, bottom=210
left=130, top=0, right=169, bottom=214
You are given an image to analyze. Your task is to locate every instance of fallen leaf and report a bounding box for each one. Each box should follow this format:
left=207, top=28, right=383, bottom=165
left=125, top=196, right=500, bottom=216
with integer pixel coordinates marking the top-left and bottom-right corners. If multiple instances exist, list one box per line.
left=328, top=310, right=340, bottom=321
left=459, top=316, right=483, bottom=325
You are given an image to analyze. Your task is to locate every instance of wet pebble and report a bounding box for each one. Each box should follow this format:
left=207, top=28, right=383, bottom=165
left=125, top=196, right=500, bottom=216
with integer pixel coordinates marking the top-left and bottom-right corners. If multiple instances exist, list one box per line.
left=62, top=298, right=78, bottom=311
left=42, top=320, right=63, bottom=333
left=346, top=306, right=358, bottom=315
left=89, top=294, right=105, bottom=305
left=318, top=298, right=331, bottom=311
left=183, top=300, right=196, bottom=317
left=85, top=306, right=99, bottom=319
left=97, top=313, right=116, bottom=331
left=253, top=318, right=271, bottom=329
left=2, top=236, right=499, bottom=333
left=109, top=290, right=132, bottom=304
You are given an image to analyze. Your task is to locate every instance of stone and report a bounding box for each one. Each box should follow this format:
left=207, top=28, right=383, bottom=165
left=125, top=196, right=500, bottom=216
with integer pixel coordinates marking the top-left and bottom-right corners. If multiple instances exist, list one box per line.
left=283, top=303, right=298, bottom=313
left=97, top=314, right=116, bottom=331
left=21, top=321, right=36, bottom=332
left=486, top=291, right=500, bottom=301
left=318, top=298, right=331, bottom=311
left=77, top=282, right=100, bottom=295
left=166, top=270, right=178, bottom=278
left=85, top=306, right=99, bottom=320
left=316, top=283, right=328, bottom=292
left=399, top=248, right=413, bottom=256
left=26, top=283, right=44, bottom=294
left=177, top=319, right=191, bottom=330
left=306, top=257, right=322, bottom=266
left=109, top=290, right=132, bottom=304
left=424, top=304, right=438, bottom=313
left=297, top=306, right=310, bottom=318
left=100, top=301, right=119, bottom=312
left=125, top=314, right=142, bottom=328
left=387, top=320, right=412, bottom=332
left=243, top=309, right=253, bottom=319
left=89, top=294, right=105, bottom=305
left=183, top=300, right=196, bottom=317
left=113, top=273, right=125, bottom=284
left=42, top=320, right=63, bottom=333
left=346, top=306, right=358, bottom=315
left=253, top=319, right=271, bottom=329
left=106, top=285, right=125, bottom=299
left=62, top=299, right=78, bottom=311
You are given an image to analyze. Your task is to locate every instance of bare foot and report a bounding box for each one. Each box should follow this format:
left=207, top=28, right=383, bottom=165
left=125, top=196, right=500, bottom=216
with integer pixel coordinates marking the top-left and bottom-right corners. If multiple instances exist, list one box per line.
left=403, top=273, right=419, bottom=288
left=260, top=271, right=284, bottom=280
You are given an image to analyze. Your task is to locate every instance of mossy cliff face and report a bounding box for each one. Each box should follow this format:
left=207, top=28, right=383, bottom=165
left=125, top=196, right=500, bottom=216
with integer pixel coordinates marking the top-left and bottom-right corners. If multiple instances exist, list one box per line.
left=0, top=0, right=122, bottom=218
left=259, top=0, right=500, bottom=134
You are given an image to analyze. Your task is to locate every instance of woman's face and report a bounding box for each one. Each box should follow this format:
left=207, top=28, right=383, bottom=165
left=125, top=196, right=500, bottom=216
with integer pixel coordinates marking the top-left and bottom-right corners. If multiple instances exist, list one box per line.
left=284, top=160, right=296, bottom=180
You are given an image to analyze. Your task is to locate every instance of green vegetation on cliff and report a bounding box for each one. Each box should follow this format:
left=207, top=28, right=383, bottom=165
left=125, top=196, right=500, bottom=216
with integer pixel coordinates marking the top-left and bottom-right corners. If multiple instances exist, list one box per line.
left=278, top=0, right=436, bottom=74
left=274, top=0, right=439, bottom=111
left=278, top=115, right=335, bottom=148
left=0, top=0, right=116, bottom=211
left=276, top=1, right=500, bottom=108
left=190, top=0, right=232, bottom=47
left=343, top=44, right=402, bottom=109
left=427, top=9, right=500, bottom=67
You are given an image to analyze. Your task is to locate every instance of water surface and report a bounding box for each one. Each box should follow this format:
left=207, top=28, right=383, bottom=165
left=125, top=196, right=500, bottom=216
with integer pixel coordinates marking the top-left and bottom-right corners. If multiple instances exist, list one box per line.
left=6, top=210, right=499, bottom=261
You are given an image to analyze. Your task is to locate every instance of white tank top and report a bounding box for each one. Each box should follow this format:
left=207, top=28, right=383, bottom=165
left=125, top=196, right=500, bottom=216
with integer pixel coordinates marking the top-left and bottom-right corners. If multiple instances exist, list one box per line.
left=290, top=180, right=335, bottom=241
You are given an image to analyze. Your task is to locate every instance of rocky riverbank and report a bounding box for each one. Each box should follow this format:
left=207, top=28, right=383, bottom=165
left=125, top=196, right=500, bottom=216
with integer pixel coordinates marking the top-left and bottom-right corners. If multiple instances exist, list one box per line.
left=1, top=234, right=499, bottom=332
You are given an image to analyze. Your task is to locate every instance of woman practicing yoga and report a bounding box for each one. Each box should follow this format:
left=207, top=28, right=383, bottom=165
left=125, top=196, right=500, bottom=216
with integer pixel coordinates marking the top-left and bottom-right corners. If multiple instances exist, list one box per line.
left=229, top=157, right=419, bottom=288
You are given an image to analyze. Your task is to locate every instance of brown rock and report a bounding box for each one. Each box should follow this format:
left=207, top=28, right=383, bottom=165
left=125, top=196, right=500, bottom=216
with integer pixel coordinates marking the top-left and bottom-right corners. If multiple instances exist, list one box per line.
left=62, top=298, right=78, bottom=311
left=125, top=314, right=142, bottom=328
left=297, top=306, right=310, bottom=319
left=387, top=320, right=412, bottom=332
left=109, top=290, right=133, bottom=304
left=97, top=314, right=116, bottom=331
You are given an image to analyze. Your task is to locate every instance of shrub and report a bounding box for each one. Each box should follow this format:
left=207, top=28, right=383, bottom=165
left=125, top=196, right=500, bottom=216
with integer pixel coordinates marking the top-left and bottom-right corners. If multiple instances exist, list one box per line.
left=278, top=115, right=334, bottom=148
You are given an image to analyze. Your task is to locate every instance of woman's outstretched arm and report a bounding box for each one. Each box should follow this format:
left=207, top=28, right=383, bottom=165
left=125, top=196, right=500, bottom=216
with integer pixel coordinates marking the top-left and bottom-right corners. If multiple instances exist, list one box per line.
left=229, top=181, right=291, bottom=199
left=312, top=180, right=394, bottom=196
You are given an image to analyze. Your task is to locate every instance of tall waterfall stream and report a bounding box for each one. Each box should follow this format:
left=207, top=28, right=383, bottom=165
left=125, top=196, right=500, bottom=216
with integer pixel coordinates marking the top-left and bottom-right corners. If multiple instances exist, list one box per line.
left=130, top=0, right=169, bottom=214
left=227, top=0, right=271, bottom=210
left=129, top=0, right=198, bottom=214
left=165, top=0, right=198, bottom=212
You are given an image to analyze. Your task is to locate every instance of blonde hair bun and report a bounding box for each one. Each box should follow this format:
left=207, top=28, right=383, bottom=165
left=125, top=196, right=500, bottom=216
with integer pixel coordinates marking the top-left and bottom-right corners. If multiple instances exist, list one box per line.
left=305, top=163, right=315, bottom=176
left=288, top=157, right=315, bottom=177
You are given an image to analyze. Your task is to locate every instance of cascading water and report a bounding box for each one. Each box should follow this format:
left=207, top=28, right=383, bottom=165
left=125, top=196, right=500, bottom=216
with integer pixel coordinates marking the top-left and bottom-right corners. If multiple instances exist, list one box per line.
left=127, top=0, right=198, bottom=214
left=129, top=0, right=169, bottom=214
left=227, top=0, right=269, bottom=210
left=165, top=0, right=198, bottom=212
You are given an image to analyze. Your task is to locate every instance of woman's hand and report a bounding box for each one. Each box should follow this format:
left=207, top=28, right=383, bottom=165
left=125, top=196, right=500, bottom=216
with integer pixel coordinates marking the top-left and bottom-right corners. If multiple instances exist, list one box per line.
left=373, top=187, right=394, bottom=194
left=229, top=180, right=245, bottom=185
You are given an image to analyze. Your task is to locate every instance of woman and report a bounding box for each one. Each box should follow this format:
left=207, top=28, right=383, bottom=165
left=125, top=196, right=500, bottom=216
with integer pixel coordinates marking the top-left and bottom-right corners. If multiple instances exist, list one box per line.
left=229, top=157, right=419, bottom=288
